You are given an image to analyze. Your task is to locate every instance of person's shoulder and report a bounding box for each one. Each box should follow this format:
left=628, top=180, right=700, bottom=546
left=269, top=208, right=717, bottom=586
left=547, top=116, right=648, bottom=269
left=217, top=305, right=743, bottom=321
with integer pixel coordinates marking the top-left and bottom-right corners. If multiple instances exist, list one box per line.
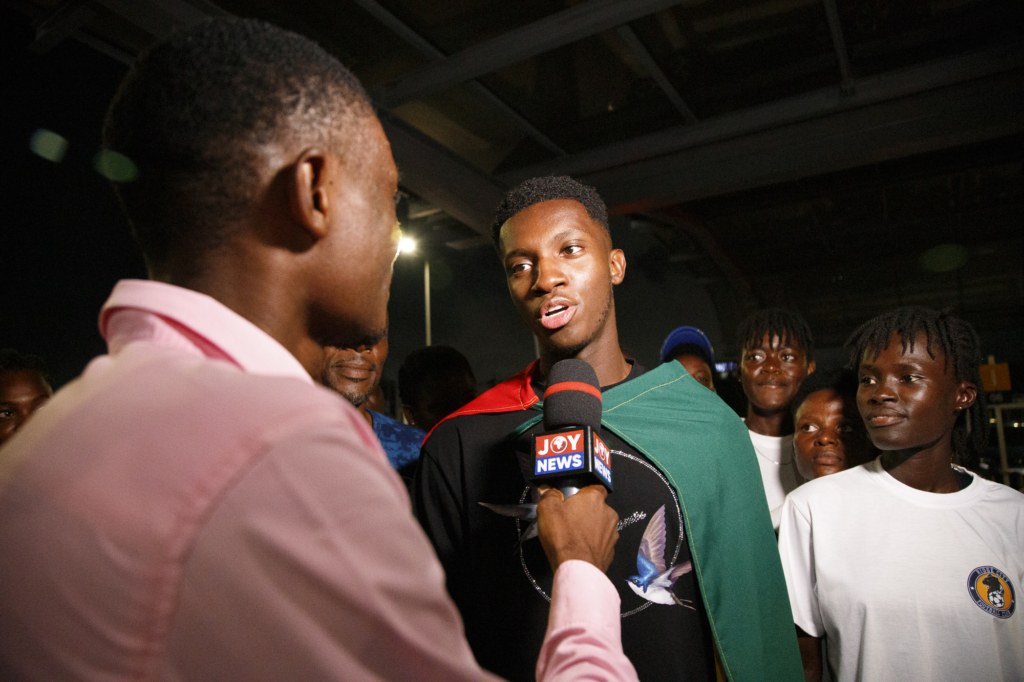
left=423, top=409, right=535, bottom=449
left=787, top=462, right=874, bottom=507
left=370, top=410, right=425, bottom=441
left=970, top=473, right=1024, bottom=505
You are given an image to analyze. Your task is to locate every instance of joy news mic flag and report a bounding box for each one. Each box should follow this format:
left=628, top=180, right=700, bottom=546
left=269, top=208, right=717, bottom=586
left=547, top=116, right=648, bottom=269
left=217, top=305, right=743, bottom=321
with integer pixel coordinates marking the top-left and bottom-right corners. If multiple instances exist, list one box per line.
left=529, top=359, right=612, bottom=493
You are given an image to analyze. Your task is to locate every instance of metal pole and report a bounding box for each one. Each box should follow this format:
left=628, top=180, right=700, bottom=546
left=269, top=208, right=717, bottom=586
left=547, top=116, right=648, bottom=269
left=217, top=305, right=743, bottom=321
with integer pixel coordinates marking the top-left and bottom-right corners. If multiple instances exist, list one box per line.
left=424, top=259, right=432, bottom=346
left=994, top=405, right=1010, bottom=486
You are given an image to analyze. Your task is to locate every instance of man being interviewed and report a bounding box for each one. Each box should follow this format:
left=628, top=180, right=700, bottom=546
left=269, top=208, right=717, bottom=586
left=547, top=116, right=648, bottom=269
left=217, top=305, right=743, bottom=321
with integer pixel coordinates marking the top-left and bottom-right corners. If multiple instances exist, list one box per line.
left=415, top=176, right=803, bottom=682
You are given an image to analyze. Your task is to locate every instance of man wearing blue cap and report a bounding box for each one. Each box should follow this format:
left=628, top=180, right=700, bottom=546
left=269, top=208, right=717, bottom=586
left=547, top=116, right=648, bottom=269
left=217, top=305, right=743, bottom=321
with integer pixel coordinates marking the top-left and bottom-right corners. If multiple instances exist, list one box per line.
left=660, top=326, right=716, bottom=393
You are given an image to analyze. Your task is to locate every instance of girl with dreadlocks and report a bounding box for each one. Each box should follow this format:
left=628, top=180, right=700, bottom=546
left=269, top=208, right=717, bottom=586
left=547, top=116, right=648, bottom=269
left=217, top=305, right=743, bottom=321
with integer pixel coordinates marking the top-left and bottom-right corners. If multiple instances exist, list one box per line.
left=736, top=308, right=817, bottom=530
left=778, top=307, right=1024, bottom=682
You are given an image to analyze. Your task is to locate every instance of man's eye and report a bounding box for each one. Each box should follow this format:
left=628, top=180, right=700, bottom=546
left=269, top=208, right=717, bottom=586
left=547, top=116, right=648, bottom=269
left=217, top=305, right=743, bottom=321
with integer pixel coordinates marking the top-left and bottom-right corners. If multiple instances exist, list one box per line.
left=782, top=353, right=795, bottom=361
left=509, top=262, right=530, bottom=274
left=800, top=423, right=817, bottom=433
left=564, top=244, right=582, bottom=255
left=860, top=376, right=875, bottom=385
left=0, top=410, right=13, bottom=419
left=901, top=374, right=918, bottom=383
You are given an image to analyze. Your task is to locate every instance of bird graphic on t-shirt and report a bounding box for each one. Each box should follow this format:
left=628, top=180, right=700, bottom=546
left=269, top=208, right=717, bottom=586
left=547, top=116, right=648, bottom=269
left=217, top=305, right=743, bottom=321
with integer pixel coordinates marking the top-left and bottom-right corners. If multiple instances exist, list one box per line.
left=626, top=505, right=694, bottom=608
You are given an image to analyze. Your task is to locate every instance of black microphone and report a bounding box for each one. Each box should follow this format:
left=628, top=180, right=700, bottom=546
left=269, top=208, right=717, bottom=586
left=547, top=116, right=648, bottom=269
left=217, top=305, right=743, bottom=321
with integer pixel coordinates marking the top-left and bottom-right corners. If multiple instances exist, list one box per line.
left=528, top=359, right=613, bottom=498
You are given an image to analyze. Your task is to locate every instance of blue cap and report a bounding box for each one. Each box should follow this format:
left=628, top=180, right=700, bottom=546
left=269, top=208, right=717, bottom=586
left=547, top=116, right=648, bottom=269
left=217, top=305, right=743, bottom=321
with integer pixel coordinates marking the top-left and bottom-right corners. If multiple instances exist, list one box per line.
left=660, top=326, right=715, bottom=365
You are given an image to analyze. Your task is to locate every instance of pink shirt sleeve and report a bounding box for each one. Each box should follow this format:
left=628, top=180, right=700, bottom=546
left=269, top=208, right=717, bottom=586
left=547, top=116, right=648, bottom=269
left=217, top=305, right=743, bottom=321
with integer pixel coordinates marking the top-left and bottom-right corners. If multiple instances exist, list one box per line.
left=163, top=415, right=636, bottom=681
left=538, top=561, right=640, bottom=682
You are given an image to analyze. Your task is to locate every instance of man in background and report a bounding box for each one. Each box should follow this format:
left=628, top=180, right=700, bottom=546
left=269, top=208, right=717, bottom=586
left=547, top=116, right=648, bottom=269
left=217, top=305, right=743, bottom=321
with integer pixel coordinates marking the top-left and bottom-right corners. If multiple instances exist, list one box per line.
left=399, top=344, right=477, bottom=432
left=660, top=326, right=716, bottom=392
left=323, top=332, right=424, bottom=476
left=0, top=349, right=52, bottom=446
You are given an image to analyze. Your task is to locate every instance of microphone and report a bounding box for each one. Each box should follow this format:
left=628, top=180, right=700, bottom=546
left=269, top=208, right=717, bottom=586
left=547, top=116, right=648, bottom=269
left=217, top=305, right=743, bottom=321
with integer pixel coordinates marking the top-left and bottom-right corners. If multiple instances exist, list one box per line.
left=529, top=359, right=613, bottom=498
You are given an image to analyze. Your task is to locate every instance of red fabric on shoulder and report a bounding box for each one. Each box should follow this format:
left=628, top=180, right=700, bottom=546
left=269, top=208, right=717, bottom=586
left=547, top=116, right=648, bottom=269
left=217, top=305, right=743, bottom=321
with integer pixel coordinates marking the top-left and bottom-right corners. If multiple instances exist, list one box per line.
left=421, top=360, right=539, bottom=444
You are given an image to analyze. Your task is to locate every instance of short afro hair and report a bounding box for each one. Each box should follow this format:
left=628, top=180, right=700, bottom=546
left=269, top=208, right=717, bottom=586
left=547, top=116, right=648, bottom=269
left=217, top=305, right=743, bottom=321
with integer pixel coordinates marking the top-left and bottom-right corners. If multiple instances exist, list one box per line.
left=790, top=367, right=858, bottom=416
left=736, top=308, right=815, bottom=362
left=0, top=349, right=51, bottom=386
left=103, top=17, right=373, bottom=272
left=491, top=176, right=609, bottom=250
left=845, top=306, right=987, bottom=461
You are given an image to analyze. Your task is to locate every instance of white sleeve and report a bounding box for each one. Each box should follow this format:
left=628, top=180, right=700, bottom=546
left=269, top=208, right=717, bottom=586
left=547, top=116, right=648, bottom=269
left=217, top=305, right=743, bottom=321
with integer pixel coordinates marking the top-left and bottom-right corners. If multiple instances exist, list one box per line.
left=777, top=494, right=825, bottom=637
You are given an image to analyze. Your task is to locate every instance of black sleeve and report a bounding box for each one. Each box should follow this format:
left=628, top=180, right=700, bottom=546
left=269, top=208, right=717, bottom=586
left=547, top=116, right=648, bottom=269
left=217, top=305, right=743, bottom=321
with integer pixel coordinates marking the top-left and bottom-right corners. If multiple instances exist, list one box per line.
left=412, top=421, right=471, bottom=607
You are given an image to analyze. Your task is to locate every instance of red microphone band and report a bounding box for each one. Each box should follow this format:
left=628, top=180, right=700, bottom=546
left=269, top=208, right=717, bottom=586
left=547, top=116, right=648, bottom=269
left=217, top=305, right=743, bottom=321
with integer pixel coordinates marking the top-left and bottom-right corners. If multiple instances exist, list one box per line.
left=543, top=381, right=602, bottom=401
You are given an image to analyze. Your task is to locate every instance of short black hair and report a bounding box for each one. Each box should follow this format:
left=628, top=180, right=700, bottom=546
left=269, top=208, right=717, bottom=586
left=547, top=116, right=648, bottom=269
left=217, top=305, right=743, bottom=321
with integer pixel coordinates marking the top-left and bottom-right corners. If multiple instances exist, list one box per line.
left=0, top=349, right=50, bottom=383
left=399, top=345, right=475, bottom=408
left=845, top=306, right=987, bottom=460
left=103, top=17, right=373, bottom=272
left=491, top=176, right=609, bottom=250
left=791, top=367, right=858, bottom=416
left=664, top=342, right=712, bottom=367
left=736, top=308, right=815, bottom=362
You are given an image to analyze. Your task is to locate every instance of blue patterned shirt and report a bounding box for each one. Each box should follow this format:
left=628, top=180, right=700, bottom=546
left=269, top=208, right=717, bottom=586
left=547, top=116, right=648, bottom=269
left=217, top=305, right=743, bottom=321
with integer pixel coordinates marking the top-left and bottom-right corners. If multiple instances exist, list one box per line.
left=368, top=410, right=425, bottom=472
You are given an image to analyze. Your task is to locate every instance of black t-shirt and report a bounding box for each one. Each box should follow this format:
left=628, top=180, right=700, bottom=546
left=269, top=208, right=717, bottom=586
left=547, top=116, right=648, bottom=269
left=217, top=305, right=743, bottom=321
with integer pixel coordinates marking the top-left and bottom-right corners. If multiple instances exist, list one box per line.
left=415, top=363, right=716, bottom=682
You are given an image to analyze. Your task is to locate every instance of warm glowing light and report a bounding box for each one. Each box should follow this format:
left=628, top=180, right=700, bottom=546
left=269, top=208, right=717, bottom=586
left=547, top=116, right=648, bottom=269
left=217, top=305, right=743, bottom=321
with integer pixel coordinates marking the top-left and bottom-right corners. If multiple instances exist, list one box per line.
left=398, top=236, right=416, bottom=254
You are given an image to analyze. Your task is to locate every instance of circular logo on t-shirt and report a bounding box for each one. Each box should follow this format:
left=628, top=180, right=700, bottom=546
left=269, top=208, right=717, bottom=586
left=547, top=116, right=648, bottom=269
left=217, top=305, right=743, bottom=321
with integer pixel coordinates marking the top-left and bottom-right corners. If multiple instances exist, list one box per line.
left=515, top=449, right=689, bottom=618
left=967, top=566, right=1015, bottom=619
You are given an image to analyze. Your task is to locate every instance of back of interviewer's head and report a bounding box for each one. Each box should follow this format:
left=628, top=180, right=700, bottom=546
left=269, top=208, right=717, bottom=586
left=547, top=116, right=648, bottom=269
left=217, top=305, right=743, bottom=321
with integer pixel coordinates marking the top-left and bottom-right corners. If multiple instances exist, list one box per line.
left=102, top=17, right=373, bottom=274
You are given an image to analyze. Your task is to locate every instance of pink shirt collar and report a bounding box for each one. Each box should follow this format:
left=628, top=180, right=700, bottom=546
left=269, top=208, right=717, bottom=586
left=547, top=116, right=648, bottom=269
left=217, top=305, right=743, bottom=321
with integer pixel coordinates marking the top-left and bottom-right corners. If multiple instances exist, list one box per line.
left=99, top=279, right=313, bottom=384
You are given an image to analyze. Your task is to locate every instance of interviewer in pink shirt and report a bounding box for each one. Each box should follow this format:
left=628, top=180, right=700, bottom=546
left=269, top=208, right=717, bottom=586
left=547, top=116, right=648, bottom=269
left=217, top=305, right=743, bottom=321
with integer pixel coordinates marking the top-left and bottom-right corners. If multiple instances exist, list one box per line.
left=0, top=18, right=637, bottom=682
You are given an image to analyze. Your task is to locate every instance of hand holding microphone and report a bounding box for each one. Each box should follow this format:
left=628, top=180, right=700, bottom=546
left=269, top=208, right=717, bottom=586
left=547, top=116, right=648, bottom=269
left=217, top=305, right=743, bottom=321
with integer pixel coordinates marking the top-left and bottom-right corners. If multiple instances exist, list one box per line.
left=534, top=360, right=618, bottom=573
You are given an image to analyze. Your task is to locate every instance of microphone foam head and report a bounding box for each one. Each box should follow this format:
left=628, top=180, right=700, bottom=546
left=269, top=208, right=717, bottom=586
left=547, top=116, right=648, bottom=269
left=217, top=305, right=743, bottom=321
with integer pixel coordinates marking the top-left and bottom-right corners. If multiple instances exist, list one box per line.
left=543, top=359, right=602, bottom=431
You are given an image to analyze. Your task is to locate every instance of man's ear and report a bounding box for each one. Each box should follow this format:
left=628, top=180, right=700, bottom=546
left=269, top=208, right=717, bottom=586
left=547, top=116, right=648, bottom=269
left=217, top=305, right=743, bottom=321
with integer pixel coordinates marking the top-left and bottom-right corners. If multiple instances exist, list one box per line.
left=806, top=360, right=817, bottom=376
left=290, top=148, right=332, bottom=240
left=609, top=248, right=626, bottom=285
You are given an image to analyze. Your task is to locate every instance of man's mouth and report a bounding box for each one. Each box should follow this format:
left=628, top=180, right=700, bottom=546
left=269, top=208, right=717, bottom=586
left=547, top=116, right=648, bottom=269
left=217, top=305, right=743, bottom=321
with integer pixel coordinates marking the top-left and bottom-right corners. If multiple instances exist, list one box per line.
left=333, top=360, right=374, bottom=382
left=540, top=301, right=577, bottom=330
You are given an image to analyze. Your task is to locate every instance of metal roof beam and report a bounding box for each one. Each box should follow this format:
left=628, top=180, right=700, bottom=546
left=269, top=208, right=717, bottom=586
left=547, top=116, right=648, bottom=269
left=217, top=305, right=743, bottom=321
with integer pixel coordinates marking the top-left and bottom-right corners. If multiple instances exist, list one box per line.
left=352, top=0, right=566, bottom=156
left=380, top=114, right=506, bottom=236
left=500, top=43, right=1024, bottom=184
left=616, top=25, right=697, bottom=124
left=581, top=68, right=1024, bottom=210
left=377, top=0, right=686, bottom=108
left=31, top=0, right=95, bottom=54
left=822, top=0, right=853, bottom=91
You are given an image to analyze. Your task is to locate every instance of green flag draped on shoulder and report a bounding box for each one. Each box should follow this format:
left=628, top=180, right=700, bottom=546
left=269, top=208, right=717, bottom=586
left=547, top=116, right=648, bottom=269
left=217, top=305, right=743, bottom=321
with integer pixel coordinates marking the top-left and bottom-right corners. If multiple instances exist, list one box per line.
left=600, top=361, right=803, bottom=682
left=431, top=360, right=803, bottom=681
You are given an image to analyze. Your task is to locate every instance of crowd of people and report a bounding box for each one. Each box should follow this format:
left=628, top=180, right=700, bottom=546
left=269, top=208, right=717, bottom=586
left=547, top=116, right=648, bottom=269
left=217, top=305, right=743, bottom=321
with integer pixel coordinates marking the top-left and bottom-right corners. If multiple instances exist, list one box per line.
left=0, top=16, right=1021, bottom=682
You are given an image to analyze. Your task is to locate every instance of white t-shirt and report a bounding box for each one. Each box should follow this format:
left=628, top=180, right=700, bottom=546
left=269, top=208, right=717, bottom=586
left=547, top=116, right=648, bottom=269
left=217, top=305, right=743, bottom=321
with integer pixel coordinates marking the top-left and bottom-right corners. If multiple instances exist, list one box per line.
left=779, top=458, right=1024, bottom=682
left=747, top=430, right=803, bottom=530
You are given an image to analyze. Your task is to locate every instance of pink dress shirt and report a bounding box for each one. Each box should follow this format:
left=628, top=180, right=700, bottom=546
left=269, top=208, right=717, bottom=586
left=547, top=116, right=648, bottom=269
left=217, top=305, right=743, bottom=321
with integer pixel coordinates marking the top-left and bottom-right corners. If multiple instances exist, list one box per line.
left=0, top=280, right=636, bottom=682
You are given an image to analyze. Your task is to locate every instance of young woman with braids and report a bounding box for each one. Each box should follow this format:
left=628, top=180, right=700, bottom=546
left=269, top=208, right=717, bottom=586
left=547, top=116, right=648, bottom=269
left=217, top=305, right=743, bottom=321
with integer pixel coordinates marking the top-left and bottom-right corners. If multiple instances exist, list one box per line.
left=778, top=307, right=1023, bottom=682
